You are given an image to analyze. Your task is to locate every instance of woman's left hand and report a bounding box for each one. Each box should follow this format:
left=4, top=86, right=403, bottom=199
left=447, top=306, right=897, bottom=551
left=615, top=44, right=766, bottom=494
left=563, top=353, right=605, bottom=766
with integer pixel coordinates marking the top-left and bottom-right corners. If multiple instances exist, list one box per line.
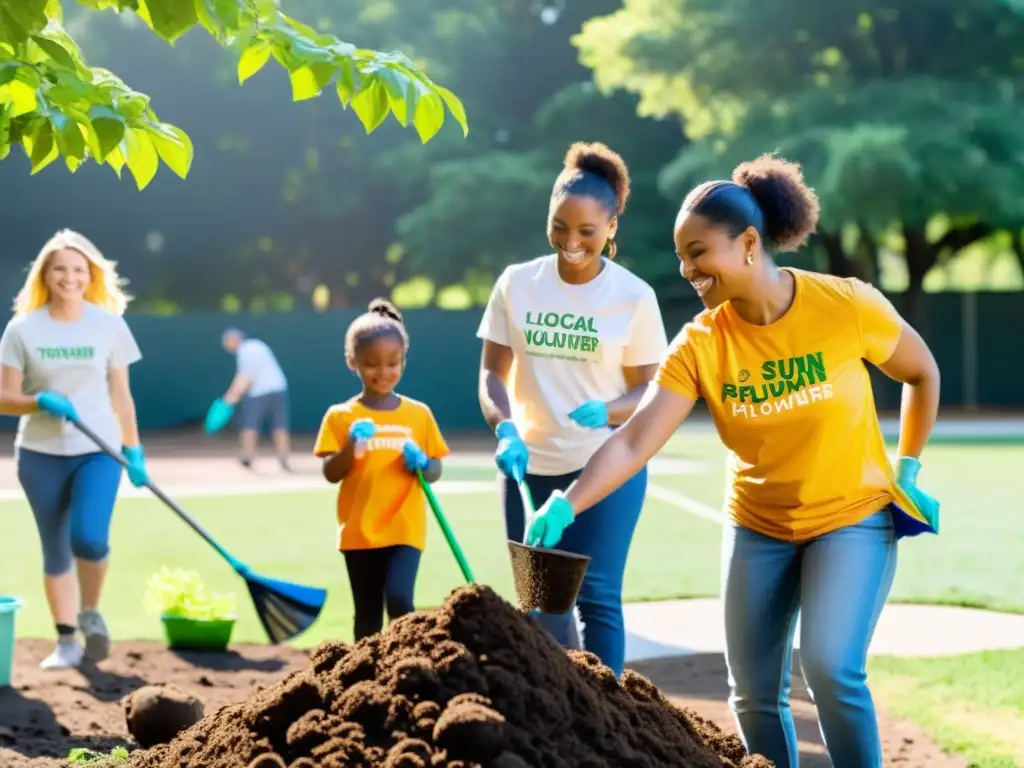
left=121, top=445, right=149, bottom=488
left=568, top=400, right=608, bottom=429
left=526, top=491, right=576, bottom=548
left=402, top=440, right=429, bottom=473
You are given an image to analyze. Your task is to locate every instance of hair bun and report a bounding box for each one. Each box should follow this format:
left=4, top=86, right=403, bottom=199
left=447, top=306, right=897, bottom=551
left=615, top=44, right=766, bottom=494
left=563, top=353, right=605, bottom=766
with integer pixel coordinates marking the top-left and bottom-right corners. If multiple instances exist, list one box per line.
left=367, top=297, right=403, bottom=324
left=563, top=141, right=631, bottom=215
left=732, top=153, right=820, bottom=252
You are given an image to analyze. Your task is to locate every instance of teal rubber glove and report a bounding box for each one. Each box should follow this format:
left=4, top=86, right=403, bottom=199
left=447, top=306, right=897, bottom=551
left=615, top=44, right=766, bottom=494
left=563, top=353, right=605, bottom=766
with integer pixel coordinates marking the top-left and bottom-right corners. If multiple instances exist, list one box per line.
left=525, top=490, right=576, bottom=549
left=568, top=400, right=609, bottom=429
left=36, top=391, right=78, bottom=422
left=204, top=398, right=235, bottom=434
left=402, top=440, right=428, bottom=472
left=121, top=445, right=149, bottom=488
left=495, top=420, right=528, bottom=480
left=348, top=418, right=376, bottom=442
left=895, top=456, right=940, bottom=533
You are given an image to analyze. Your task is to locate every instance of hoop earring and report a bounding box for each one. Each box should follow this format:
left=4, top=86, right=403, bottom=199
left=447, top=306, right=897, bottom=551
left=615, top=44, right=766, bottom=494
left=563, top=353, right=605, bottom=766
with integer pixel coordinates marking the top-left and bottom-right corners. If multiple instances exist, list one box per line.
left=745, top=251, right=754, bottom=265
left=606, top=238, right=617, bottom=259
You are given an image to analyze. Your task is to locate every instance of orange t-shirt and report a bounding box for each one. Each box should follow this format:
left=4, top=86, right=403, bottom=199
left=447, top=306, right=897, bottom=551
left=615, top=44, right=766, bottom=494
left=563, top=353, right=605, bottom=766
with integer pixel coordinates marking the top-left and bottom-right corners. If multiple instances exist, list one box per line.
left=655, top=268, right=929, bottom=542
left=312, top=395, right=450, bottom=551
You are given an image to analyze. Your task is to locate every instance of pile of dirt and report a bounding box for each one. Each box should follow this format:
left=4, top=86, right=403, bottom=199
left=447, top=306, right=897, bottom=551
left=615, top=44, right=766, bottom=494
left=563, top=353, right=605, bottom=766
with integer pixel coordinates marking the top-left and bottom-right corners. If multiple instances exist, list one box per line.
left=124, top=684, right=205, bottom=747
left=129, top=585, right=772, bottom=768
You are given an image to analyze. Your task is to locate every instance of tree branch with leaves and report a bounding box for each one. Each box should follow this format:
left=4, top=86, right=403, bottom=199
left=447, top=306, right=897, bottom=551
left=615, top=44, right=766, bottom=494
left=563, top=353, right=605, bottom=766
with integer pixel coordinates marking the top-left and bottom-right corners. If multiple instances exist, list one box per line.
left=0, top=0, right=468, bottom=189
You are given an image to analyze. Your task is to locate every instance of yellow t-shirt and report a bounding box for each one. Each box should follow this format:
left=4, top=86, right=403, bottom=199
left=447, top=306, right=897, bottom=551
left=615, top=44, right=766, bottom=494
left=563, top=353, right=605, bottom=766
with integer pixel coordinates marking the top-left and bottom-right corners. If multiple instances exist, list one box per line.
left=655, top=268, right=929, bottom=542
left=312, top=395, right=450, bottom=551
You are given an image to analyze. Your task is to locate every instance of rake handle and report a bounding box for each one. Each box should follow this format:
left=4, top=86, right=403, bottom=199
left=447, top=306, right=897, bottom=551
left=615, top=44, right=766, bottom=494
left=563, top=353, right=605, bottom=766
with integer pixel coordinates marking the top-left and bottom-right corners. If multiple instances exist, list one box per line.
left=69, top=416, right=241, bottom=570
left=416, top=469, right=475, bottom=583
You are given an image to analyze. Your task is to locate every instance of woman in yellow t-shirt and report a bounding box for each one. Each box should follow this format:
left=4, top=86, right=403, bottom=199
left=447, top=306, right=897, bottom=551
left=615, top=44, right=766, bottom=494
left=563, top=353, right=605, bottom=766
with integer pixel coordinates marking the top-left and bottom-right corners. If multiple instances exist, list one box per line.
left=313, top=299, right=449, bottom=641
left=523, top=155, right=942, bottom=768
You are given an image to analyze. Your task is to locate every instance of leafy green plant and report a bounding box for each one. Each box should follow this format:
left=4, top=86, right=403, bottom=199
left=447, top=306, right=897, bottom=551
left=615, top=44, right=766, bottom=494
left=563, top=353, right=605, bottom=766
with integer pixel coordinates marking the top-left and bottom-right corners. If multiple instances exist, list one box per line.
left=143, top=566, right=236, bottom=621
left=66, top=745, right=130, bottom=765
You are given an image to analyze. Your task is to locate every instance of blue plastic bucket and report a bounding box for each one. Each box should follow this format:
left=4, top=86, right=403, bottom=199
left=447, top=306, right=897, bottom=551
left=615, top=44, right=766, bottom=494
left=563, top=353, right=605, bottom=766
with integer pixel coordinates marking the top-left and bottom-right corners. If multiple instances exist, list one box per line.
left=0, top=596, right=23, bottom=688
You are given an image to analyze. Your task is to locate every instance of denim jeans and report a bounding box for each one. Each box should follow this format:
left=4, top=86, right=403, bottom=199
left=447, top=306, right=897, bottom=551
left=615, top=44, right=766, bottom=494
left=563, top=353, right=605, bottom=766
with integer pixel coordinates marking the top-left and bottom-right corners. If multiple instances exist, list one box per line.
left=722, top=508, right=898, bottom=768
left=501, top=466, right=647, bottom=677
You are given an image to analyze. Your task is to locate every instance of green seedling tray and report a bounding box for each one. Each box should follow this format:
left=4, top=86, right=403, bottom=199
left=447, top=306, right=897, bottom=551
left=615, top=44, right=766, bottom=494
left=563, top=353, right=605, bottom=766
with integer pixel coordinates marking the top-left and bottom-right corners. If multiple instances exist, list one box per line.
left=161, top=614, right=235, bottom=652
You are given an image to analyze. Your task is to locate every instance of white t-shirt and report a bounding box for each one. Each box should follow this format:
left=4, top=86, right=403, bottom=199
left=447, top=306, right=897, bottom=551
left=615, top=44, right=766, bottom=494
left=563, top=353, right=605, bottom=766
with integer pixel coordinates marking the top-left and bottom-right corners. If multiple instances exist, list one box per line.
left=0, top=303, right=142, bottom=456
left=237, top=338, right=287, bottom=397
left=477, top=254, right=669, bottom=475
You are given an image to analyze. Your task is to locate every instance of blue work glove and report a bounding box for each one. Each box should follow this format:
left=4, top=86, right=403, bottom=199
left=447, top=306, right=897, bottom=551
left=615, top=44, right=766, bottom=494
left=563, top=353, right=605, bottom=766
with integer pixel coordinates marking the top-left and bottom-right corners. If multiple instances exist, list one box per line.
left=525, top=491, right=576, bottom=549
left=402, top=440, right=429, bottom=473
left=895, top=456, right=940, bottom=533
left=348, top=418, right=376, bottom=442
left=121, top=445, right=149, bottom=488
left=568, top=400, right=609, bottom=429
left=204, top=398, right=235, bottom=434
left=494, top=420, right=528, bottom=481
left=36, top=391, right=78, bottom=422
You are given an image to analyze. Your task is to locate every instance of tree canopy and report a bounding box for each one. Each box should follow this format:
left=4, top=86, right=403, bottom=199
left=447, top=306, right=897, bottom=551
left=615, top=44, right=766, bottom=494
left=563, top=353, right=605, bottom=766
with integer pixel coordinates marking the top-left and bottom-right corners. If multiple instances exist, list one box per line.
left=575, top=0, right=1024, bottom=320
left=0, top=0, right=467, bottom=189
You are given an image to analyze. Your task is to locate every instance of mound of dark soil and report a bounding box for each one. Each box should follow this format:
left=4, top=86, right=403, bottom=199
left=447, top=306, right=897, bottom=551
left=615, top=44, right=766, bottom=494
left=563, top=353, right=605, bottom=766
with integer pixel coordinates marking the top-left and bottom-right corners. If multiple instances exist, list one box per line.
left=129, top=585, right=771, bottom=768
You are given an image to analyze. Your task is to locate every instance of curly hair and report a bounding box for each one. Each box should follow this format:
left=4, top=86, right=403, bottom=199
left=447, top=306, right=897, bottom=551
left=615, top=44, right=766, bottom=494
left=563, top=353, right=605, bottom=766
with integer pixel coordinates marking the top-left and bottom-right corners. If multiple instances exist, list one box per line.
left=682, top=153, right=820, bottom=252
left=550, top=142, right=632, bottom=257
left=344, top=298, right=408, bottom=362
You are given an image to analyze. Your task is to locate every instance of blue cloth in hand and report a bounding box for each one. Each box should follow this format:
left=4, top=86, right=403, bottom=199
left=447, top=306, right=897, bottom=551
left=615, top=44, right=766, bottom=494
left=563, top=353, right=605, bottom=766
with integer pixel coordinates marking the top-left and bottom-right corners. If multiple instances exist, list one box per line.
left=896, top=456, right=941, bottom=534
left=204, top=398, right=235, bottom=434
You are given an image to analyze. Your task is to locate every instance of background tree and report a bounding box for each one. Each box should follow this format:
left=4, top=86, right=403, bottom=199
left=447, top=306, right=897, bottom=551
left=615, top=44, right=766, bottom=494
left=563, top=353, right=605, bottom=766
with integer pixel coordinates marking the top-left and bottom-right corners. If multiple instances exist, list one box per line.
left=575, top=0, right=1024, bottom=325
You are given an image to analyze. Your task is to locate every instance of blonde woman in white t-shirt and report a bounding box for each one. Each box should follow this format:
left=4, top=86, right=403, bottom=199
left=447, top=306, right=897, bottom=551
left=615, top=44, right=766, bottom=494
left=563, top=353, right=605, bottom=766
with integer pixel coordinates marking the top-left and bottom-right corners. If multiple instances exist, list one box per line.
left=476, top=142, right=669, bottom=677
left=0, top=230, right=148, bottom=670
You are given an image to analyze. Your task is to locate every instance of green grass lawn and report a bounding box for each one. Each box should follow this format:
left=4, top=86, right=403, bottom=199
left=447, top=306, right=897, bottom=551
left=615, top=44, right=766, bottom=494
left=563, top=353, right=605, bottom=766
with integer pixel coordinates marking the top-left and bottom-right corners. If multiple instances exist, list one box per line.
left=1, top=434, right=1021, bottom=766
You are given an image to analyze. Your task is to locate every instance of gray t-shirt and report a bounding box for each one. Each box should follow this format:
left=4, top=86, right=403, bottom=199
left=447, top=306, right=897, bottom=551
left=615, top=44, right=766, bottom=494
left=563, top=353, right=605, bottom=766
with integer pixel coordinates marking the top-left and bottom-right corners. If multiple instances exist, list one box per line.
left=237, top=338, right=287, bottom=397
left=0, top=303, right=143, bottom=456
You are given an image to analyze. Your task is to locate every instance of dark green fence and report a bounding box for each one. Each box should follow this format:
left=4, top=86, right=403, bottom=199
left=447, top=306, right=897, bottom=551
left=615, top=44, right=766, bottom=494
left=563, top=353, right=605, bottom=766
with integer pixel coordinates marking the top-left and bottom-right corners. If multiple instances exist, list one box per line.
left=1, top=292, right=1019, bottom=436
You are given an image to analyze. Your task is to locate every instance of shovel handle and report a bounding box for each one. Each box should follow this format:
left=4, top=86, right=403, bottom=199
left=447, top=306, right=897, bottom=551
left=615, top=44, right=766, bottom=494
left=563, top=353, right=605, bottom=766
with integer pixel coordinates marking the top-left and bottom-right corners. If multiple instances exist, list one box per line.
left=417, top=469, right=475, bottom=583
left=514, top=469, right=536, bottom=544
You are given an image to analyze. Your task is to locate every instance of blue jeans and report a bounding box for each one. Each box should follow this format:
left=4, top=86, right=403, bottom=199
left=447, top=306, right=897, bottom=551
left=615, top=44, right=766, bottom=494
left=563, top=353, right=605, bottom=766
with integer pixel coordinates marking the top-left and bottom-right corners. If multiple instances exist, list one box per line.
left=722, top=508, right=898, bottom=768
left=501, top=466, right=647, bottom=677
left=17, top=448, right=123, bottom=575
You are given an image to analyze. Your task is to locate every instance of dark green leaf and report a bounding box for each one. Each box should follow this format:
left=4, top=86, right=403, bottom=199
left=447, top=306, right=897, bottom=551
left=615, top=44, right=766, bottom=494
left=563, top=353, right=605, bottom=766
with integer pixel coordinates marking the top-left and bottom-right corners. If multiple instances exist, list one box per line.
left=88, top=105, right=126, bottom=160
left=29, top=121, right=58, bottom=174
left=137, top=0, right=198, bottom=43
left=195, top=0, right=240, bottom=39
left=31, top=33, right=79, bottom=71
left=50, top=108, right=86, bottom=161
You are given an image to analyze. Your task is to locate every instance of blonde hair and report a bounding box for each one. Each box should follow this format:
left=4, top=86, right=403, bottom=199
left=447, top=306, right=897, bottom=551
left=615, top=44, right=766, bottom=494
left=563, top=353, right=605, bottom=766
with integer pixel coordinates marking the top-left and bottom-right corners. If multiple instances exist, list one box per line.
left=13, top=229, right=132, bottom=317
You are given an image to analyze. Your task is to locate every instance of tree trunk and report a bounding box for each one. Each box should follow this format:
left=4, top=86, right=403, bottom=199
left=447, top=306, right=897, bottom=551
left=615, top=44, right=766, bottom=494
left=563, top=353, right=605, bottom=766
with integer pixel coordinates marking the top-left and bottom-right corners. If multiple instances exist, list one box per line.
left=1012, top=230, right=1024, bottom=281
left=901, top=225, right=932, bottom=334
left=855, top=222, right=879, bottom=284
left=815, top=231, right=860, bottom=278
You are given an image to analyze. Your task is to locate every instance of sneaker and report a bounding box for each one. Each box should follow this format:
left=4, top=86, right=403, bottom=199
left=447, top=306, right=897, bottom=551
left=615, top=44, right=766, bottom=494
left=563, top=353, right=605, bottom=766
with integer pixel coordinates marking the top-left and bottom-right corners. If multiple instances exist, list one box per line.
left=78, top=609, right=110, bottom=662
left=40, top=640, right=84, bottom=670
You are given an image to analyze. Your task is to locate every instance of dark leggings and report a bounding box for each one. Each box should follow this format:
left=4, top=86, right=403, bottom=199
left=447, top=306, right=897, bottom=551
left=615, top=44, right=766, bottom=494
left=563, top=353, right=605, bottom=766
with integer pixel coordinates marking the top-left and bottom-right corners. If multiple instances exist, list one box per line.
left=343, top=545, right=421, bottom=641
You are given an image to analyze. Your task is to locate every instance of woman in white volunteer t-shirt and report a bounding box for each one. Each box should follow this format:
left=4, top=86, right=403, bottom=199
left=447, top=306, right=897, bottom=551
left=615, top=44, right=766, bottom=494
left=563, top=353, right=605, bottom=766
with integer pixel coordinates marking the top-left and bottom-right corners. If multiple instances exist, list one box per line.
left=476, top=142, right=668, bottom=677
left=0, top=230, right=149, bottom=670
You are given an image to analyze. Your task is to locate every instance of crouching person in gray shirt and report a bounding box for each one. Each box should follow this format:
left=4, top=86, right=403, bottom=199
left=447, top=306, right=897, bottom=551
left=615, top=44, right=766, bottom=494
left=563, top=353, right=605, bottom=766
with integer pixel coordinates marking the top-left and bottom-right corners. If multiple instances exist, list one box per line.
left=0, top=230, right=149, bottom=670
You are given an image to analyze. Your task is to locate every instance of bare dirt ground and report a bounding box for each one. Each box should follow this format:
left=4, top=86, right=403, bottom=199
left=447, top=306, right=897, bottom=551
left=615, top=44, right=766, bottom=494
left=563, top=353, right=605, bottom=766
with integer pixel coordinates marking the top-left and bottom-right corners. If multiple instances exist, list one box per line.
left=0, top=641, right=963, bottom=767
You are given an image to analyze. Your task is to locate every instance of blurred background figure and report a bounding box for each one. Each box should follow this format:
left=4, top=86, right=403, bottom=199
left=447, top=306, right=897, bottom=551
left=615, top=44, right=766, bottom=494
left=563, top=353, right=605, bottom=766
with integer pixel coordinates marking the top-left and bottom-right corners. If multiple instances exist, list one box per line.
left=204, top=328, right=291, bottom=471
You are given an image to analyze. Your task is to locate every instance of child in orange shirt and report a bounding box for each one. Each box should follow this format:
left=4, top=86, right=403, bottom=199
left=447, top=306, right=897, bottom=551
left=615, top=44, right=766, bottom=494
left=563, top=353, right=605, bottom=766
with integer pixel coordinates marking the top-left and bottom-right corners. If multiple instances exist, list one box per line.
left=313, top=299, right=449, bottom=640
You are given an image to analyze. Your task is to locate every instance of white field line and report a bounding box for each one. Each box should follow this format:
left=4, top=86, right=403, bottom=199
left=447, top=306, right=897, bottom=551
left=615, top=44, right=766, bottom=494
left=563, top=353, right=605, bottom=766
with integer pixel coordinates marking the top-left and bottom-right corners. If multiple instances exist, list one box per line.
left=0, top=479, right=496, bottom=503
